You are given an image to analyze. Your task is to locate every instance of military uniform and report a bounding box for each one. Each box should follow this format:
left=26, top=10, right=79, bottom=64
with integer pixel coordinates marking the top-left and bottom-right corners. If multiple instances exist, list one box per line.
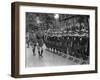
left=36, top=30, right=44, bottom=56
left=29, top=32, right=37, bottom=56
left=61, top=36, right=67, bottom=54
left=81, top=36, right=89, bottom=60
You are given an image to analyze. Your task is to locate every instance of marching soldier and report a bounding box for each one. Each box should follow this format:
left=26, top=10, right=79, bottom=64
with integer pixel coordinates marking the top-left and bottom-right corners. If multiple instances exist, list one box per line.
left=36, top=28, right=44, bottom=56
left=29, top=31, right=37, bottom=56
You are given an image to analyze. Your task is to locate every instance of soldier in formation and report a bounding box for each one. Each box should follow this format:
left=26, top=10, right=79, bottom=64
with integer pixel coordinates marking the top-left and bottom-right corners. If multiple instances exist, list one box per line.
left=44, top=31, right=89, bottom=60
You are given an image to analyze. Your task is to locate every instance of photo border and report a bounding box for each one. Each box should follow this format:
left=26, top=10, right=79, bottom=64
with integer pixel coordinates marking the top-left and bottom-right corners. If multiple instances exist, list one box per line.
left=11, top=2, right=98, bottom=78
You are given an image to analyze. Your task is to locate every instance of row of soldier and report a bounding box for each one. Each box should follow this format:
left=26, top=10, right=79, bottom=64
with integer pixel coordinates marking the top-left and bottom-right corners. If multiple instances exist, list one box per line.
left=44, top=33, right=89, bottom=60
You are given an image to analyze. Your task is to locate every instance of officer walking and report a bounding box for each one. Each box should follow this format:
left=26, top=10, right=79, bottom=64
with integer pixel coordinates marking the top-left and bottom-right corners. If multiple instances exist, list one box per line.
left=36, top=28, right=44, bottom=56
left=31, top=31, right=37, bottom=56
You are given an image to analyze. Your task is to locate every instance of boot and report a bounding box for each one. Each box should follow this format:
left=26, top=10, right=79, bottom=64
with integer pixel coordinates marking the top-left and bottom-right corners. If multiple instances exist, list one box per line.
left=41, top=50, right=43, bottom=56
left=38, top=51, right=41, bottom=56
left=32, top=48, right=36, bottom=56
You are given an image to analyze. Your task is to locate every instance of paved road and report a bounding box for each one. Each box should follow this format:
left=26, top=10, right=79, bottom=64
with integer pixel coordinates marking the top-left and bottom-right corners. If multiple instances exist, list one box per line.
left=25, top=45, right=78, bottom=67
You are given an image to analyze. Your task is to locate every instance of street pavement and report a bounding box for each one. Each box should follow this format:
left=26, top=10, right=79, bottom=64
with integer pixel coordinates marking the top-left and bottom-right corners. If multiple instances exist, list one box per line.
left=25, top=45, right=78, bottom=67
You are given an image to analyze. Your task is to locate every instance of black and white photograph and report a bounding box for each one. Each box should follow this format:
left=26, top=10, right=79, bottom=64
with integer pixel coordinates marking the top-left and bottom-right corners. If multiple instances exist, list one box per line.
left=11, top=2, right=97, bottom=78
left=25, top=12, right=90, bottom=67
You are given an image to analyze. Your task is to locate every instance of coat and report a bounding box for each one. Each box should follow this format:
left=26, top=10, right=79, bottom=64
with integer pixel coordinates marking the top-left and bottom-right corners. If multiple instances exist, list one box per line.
left=29, top=33, right=37, bottom=46
left=36, top=31, right=44, bottom=47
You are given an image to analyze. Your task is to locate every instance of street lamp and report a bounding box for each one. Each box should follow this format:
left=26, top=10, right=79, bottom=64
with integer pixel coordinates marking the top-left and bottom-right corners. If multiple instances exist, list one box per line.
left=54, top=14, right=59, bottom=19
left=54, top=14, right=59, bottom=30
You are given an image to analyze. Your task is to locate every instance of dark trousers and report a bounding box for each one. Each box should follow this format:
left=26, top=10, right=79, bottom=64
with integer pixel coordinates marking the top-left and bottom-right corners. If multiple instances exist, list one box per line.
left=32, top=44, right=36, bottom=55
